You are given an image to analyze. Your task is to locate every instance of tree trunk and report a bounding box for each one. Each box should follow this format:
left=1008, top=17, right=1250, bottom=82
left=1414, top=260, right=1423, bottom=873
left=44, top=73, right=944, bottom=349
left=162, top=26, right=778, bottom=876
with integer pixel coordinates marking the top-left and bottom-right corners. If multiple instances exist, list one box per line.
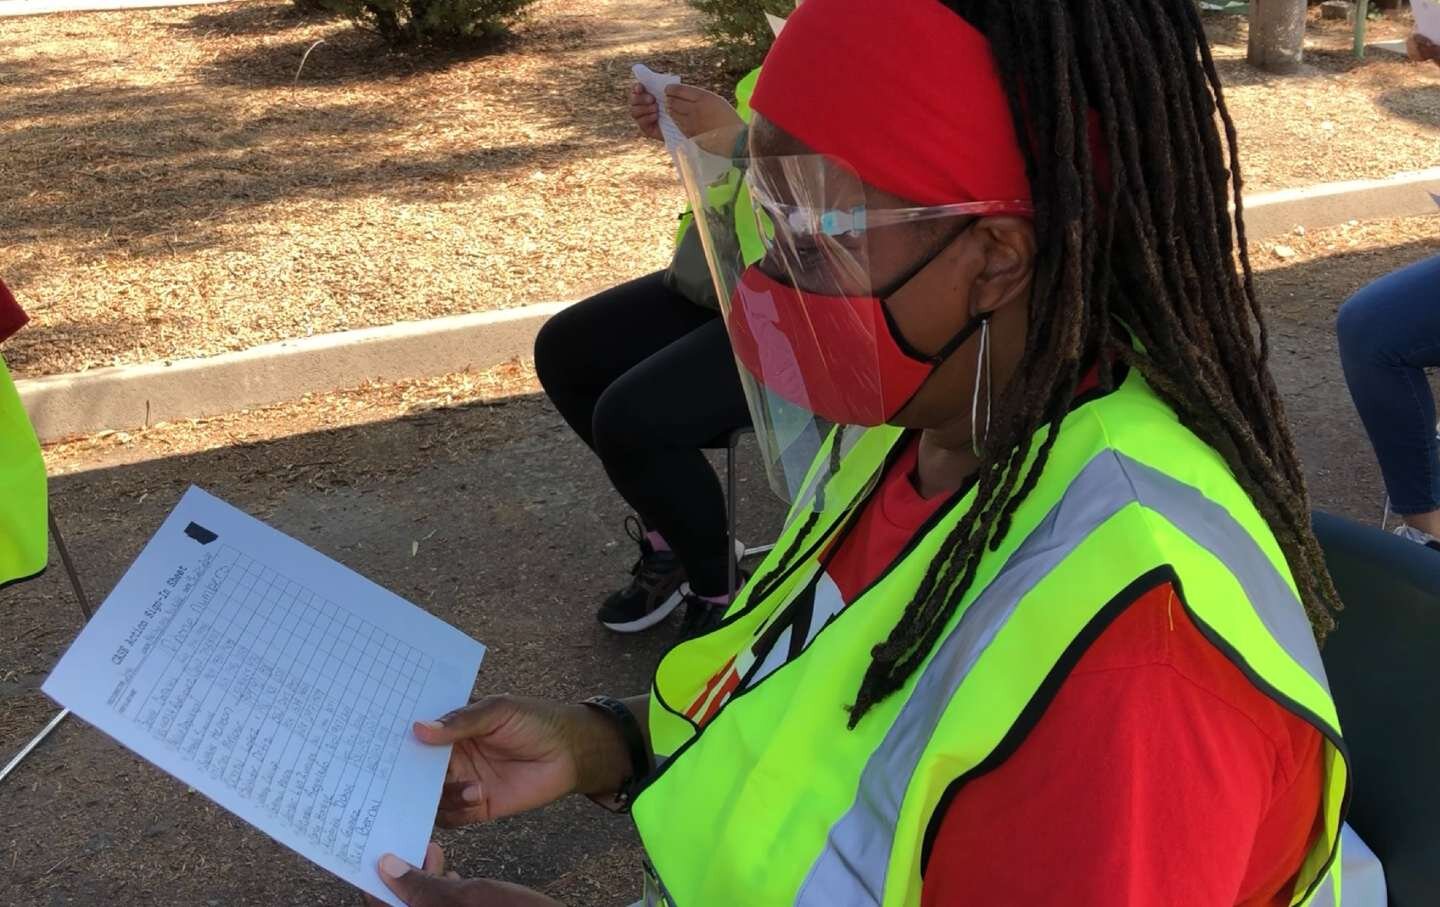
left=1248, top=0, right=1308, bottom=73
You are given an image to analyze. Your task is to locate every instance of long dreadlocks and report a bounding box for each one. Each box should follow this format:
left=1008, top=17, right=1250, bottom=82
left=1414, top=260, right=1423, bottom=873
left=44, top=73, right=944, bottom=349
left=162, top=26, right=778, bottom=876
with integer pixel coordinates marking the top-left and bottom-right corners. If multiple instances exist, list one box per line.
left=746, top=0, right=1343, bottom=728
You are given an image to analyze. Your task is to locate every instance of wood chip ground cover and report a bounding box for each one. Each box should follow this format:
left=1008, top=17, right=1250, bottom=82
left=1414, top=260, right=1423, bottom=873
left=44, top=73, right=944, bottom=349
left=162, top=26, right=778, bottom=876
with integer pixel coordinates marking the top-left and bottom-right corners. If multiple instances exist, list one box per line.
left=0, top=1, right=1435, bottom=378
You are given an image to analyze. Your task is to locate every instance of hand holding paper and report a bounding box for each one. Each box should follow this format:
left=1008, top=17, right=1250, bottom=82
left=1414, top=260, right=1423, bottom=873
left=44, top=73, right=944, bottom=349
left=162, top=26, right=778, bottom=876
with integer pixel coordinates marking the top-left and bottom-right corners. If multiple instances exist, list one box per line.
left=42, top=487, right=486, bottom=907
left=632, top=63, right=685, bottom=150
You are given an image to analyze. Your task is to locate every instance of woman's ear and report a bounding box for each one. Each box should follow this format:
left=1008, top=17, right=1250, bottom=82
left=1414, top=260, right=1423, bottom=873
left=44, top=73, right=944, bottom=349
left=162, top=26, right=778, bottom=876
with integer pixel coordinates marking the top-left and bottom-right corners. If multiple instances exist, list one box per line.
left=968, top=217, right=1036, bottom=318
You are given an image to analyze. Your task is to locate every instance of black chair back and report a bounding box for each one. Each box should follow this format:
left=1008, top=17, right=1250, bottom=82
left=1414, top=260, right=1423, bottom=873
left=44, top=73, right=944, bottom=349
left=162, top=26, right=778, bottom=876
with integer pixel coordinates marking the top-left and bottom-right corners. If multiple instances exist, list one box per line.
left=1313, top=510, right=1440, bottom=906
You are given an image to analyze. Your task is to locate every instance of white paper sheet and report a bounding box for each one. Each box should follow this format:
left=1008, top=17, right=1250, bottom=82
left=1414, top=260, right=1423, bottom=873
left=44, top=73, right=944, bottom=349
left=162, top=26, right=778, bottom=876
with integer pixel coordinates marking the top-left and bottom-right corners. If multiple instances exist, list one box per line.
left=766, top=12, right=787, bottom=37
left=42, top=486, right=486, bottom=907
left=1417, top=0, right=1440, bottom=43
left=632, top=63, right=686, bottom=152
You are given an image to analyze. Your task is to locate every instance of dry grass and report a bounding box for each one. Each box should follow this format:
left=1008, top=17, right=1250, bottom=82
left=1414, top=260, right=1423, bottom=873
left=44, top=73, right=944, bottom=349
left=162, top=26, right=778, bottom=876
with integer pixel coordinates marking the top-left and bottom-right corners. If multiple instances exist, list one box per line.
left=0, top=0, right=728, bottom=377
left=1206, top=8, right=1440, bottom=191
left=1253, top=212, right=1440, bottom=267
left=0, top=0, right=1435, bottom=380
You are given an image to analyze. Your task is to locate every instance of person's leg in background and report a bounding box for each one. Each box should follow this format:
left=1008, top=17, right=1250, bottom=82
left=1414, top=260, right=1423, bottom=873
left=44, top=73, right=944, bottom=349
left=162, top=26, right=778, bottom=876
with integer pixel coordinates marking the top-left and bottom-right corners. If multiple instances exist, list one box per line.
left=590, top=317, right=751, bottom=635
left=535, top=271, right=749, bottom=632
left=1337, top=255, right=1440, bottom=545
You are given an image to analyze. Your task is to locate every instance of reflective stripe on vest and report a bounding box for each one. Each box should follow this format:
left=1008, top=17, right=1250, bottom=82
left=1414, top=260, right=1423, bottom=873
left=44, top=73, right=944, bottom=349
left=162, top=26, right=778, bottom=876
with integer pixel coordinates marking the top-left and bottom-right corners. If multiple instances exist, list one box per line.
left=633, top=369, right=1348, bottom=907
left=795, top=450, right=1336, bottom=904
left=0, top=353, right=47, bottom=587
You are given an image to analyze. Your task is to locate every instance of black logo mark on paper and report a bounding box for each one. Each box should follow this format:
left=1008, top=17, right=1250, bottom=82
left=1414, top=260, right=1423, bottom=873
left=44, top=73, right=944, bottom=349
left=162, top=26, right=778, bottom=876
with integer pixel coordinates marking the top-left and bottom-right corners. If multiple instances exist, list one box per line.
left=184, top=522, right=218, bottom=545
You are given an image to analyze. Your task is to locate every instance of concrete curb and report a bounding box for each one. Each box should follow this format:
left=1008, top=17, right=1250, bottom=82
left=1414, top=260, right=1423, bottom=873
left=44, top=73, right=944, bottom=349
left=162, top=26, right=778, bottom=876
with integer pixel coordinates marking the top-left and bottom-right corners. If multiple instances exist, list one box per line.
left=0, top=0, right=233, bottom=17
left=1245, top=166, right=1440, bottom=239
left=19, top=302, right=571, bottom=443
left=17, top=168, right=1439, bottom=444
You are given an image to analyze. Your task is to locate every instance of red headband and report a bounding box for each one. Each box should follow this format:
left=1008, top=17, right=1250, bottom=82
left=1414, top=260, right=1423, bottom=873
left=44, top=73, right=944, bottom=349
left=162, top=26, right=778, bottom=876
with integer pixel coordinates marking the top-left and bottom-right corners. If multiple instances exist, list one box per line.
left=752, top=0, right=1030, bottom=208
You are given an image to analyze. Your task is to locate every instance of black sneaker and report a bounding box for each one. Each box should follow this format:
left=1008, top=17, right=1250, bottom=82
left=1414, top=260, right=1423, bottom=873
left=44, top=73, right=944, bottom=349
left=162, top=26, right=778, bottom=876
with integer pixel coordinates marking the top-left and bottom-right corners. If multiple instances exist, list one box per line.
left=676, top=569, right=749, bottom=642
left=677, top=587, right=727, bottom=640
left=597, top=517, right=687, bottom=633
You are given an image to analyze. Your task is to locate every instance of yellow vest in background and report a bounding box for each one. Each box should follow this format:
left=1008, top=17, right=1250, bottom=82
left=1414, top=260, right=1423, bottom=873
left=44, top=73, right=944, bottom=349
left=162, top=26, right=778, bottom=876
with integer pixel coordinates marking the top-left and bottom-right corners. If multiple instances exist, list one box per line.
left=0, top=354, right=47, bottom=587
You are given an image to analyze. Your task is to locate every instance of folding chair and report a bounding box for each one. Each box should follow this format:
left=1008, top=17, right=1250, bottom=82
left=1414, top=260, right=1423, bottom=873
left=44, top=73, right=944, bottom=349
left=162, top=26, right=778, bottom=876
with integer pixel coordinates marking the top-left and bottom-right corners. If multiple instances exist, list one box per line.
left=0, top=341, right=91, bottom=784
left=1312, top=509, right=1440, bottom=905
left=0, top=510, right=95, bottom=784
left=723, top=427, right=775, bottom=599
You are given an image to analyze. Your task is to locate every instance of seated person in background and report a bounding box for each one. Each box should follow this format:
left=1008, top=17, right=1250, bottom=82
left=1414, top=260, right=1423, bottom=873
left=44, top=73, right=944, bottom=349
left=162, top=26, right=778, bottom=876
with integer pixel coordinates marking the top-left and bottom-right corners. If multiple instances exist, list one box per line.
left=533, top=70, right=762, bottom=639
left=1333, top=22, right=1440, bottom=547
left=1337, top=253, right=1440, bottom=548
left=367, top=0, right=1349, bottom=904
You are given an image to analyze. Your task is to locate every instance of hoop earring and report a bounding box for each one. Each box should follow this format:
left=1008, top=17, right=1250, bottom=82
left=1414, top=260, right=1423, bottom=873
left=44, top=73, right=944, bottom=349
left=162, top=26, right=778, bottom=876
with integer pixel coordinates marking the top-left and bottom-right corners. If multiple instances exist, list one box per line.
left=971, top=315, right=992, bottom=458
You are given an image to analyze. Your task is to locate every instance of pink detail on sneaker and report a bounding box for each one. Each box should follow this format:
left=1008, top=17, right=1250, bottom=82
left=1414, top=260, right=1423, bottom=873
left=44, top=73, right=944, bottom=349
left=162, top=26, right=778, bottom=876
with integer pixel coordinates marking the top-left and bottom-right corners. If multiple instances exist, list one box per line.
left=646, top=530, right=670, bottom=552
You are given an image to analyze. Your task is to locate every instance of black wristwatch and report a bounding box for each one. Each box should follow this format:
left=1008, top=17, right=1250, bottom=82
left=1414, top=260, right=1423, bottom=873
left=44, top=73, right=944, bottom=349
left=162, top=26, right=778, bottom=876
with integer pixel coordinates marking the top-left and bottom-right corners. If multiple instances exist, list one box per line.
left=581, top=695, right=651, bottom=812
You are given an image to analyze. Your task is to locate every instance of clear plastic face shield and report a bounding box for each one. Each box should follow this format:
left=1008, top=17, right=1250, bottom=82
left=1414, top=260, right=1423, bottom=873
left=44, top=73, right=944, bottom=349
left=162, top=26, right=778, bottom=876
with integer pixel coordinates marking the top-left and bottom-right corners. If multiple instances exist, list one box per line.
left=674, top=123, right=1030, bottom=513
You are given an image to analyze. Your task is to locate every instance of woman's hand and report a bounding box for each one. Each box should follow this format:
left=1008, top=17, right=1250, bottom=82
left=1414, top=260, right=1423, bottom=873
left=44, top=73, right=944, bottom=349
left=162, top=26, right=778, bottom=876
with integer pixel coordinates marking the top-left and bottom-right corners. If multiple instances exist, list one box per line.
left=629, top=82, right=663, bottom=141
left=417, top=695, right=632, bottom=828
left=362, top=844, right=564, bottom=907
left=665, top=84, right=744, bottom=139
left=1408, top=33, right=1440, bottom=67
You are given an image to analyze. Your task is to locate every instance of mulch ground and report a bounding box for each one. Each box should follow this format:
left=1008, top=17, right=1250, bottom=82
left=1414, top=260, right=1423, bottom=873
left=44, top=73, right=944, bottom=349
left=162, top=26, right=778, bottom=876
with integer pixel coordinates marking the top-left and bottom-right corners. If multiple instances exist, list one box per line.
left=0, top=0, right=1436, bottom=379
left=0, top=0, right=725, bottom=378
left=1208, top=7, right=1440, bottom=192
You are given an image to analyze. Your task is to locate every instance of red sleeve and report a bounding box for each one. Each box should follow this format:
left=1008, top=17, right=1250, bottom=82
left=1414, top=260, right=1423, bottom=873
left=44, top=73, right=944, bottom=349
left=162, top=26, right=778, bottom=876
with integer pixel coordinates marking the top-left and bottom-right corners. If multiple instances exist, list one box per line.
left=920, top=583, right=1322, bottom=907
left=0, top=279, right=28, bottom=345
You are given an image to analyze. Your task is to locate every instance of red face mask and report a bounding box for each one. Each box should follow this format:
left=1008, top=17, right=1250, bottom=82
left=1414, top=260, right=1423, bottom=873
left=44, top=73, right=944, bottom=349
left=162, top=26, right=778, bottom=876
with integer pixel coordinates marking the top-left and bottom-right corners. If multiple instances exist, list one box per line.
left=726, top=265, right=986, bottom=426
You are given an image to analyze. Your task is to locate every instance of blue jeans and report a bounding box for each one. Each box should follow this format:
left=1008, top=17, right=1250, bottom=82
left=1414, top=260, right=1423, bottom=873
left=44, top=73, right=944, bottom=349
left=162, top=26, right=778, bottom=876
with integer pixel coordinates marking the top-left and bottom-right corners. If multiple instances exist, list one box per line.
left=1337, top=255, right=1440, bottom=515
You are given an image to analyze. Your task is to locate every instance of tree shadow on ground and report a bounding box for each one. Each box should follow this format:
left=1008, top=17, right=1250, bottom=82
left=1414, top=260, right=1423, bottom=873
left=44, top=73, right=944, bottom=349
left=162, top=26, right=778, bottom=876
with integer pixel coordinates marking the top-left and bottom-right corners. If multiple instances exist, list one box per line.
left=187, top=0, right=703, bottom=92
left=0, top=53, right=79, bottom=85
left=0, top=54, right=607, bottom=260
left=173, top=0, right=340, bottom=37
left=194, top=19, right=527, bottom=87
left=0, top=314, right=198, bottom=376
left=1377, top=84, right=1440, bottom=132
left=0, top=0, right=705, bottom=266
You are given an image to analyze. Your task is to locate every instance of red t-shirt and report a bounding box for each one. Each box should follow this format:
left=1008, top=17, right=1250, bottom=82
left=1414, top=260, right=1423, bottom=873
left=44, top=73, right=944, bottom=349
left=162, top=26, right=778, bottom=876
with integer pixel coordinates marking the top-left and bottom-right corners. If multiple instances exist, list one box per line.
left=825, top=439, right=1324, bottom=906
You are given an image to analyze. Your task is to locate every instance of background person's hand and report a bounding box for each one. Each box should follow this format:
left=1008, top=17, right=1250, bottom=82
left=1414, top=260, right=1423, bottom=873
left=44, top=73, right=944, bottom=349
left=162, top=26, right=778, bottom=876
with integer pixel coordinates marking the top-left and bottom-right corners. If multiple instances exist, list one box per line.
left=665, top=84, right=743, bottom=139
left=1408, top=33, right=1440, bottom=66
left=416, top=695, right=631, bottom=828
left=629, top=81, right=662, bottom=141
left=363, top=844, right=564, bottom=907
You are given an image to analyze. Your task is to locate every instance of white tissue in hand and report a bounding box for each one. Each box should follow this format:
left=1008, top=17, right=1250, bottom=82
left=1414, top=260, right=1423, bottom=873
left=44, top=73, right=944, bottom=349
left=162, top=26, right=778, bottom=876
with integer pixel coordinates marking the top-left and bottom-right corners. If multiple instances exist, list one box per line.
left=632, top=63, right=686, bottom=150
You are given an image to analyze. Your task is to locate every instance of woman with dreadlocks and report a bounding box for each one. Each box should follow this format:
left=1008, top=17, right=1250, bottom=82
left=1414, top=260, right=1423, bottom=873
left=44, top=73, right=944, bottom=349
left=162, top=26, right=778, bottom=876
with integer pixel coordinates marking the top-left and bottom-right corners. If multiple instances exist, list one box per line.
left=363, top=1, right=1353, bottom=905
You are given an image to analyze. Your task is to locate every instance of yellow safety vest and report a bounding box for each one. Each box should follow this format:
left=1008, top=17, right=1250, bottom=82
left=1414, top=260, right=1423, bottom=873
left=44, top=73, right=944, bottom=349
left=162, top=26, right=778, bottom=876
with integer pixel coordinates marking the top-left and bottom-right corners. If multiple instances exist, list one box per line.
left=0, top=353, right=47, bottom=588
left=633, top=367, right=1348, bottom=906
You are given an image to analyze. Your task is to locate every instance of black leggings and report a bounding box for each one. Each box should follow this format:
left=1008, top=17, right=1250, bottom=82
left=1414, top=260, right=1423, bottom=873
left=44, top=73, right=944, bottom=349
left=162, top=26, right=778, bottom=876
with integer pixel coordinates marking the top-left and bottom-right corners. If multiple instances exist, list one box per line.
left=534, top=271, right=752, bottom=596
